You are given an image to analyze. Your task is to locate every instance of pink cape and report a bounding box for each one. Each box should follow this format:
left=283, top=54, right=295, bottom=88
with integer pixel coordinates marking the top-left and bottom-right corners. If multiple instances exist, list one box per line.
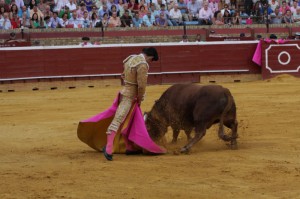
left=77, top=94, right=166, bottom=154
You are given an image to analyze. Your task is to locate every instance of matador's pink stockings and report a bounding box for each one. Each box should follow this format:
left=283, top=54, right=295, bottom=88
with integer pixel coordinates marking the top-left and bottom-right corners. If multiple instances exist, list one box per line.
left=106, top=131, right=117, bottom=155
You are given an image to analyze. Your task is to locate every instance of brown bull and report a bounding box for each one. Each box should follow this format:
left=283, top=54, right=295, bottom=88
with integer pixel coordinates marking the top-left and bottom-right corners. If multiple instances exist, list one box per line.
left=145, top=84, right=238, bottom=153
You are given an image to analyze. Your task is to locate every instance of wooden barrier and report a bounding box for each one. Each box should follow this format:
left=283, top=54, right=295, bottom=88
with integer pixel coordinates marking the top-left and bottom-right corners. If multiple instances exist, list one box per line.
left=1, top=40, right=299, bottom=92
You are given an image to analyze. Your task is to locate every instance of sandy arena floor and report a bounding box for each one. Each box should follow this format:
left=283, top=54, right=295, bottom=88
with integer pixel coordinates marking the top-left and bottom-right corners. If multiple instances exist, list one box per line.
left=1, top=75, right=300, bottom=199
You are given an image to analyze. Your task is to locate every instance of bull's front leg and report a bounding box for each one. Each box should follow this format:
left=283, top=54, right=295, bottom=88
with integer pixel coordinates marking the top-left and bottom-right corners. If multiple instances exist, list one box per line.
left=180, top=127, right=206, bottom=153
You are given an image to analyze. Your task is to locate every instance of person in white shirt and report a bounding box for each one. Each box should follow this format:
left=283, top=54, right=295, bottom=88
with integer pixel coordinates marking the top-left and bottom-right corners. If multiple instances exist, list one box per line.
left=169, top=3, right=183, bottom=25
left=199, top=2, right=213, bottom=25
left=69, top=10, right=83, bottom=28
left=294, top=8, right=300, bottom=23
left=66, top=0, right=77, bottom=12
left=290, top=0, right=300, bottom=16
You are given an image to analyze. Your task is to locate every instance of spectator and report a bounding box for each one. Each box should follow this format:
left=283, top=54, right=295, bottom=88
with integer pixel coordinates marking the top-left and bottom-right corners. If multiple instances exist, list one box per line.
left=55, top=0, right=69, bottom=13
left=155, top=12, right=167, bottom=27
left=169, top=3, right=182, bottom=26
left=138, top=5, right=147, bottom=18
left=269, top=0, right=279, bottom=12
left=220, top=3, right=231, bottom=16
left=29, top=0, right=37, bottom=9
left=199, top=2, right=213, bottom=25
left=101, top=12, right=109, bottom=28
left=139, top=0, right=148, bottom=11
left=30, top=12, right=40, bottom=28
left=118, top=0, right=126, bottom=17
left=0, top=13, right=3, bottom=29
left=84, top=0, right=93, bottom=12
left=58, top=5, right=70, bottom=19
left=128, top=0, right=139, bottom=14
left=77, top=2, right=87, bottom=18
left=223, top=9, right=232, bottom=25
left=98, top=4, right=109, bottom=20
left=48, top=11, right=60, bottom=28
left=21, top=11, right=31, bottom=27
left=177, top=0, right=189, bottom=22
left=0, top=0, right=10, bottom=13
left=232, top=11, right=241, bottom=24
left=38, top=0, right=47, bottom=14
left=280, top=1, right=291, bottom=14
left=142, top=10, right=155, bottom=27
left=1, top=12, right=12, bottom=29
left=69, top=10, right=83, bottom=28
left=270, top=7, right=282, bottom=23
left=159, top=4, right=173, bottom=26
left=30, top=5, right=44, bottom=19
left=10, top=4, right=19, bottom=19
left=59, top=12, right=69, bottom=27
left=290, top=0, right=300, bottom=15
left=282, top=9, right=294, bottom=23
left=43, top=5, right=53, bottom=18
left=294, top=8, right=300, bottom=23
left=188, top=0, right=201, bottom=21
left=132, top=12, right=143, bottom=27
left=149, top=3, right=160, bottom=18
left=109, top=4, right=120, bottom=17
left=213, top=10, right=224, bottom=25
left=120, top=9, right=133, bottom=27
left=108, top=11, right=121, bottom=27
left=91, top=12, right=101, bottom=27
left=82, top=10, right=91, bottom=28
left=209, top=0, right=219, bottom=14
left=107, top=0, right=117, bottom=12
left=43, top=15, right=50, bottom=28
left=18, top=5, right=29, bottom=18
left=14, top=0, right=25, bottom=10
left=89, top=5, right=98, bottom=19
left=66, top=0, right=77, bottom=12
left=11, top=12, right=21, bottom=28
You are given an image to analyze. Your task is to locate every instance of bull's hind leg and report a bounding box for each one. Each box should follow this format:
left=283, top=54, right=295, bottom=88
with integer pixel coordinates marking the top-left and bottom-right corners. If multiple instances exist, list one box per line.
left=180, top=126, right=206, bottom=153
left=223, top=119, right=238, bottom=149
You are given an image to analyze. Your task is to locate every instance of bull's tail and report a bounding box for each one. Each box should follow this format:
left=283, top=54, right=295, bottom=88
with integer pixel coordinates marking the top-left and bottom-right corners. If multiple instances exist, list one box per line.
left=218, top=89, right=233, bottom=142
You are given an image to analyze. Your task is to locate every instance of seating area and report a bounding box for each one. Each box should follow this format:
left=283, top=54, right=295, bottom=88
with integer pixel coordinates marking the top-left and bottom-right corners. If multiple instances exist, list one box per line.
left=1, top=23, right=299, bottom=46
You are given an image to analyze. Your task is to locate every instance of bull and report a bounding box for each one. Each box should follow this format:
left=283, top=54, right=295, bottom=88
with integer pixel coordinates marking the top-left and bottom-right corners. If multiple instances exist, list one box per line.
left=144, top=84, right=238, bottom=153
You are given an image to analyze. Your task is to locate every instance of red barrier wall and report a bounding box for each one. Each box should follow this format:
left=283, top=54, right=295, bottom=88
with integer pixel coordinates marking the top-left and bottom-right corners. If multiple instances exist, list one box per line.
left=0, top=42, right=261, bottom=84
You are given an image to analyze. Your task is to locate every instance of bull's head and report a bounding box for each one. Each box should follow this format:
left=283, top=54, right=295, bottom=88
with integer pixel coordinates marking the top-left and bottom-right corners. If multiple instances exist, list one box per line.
left=144, top=111, right=166, bottom=142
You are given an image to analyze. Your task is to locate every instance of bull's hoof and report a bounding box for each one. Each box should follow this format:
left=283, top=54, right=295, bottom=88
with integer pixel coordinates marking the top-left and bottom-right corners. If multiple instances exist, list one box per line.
left=230, top=140, right=238, bottom=150
left=230, top=144, right=238, bottom=150
left=180, top=147, right=189, bottom=154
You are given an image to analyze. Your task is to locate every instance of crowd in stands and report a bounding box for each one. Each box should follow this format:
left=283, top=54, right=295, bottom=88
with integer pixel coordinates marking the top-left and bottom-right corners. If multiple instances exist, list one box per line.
left=0, top=0, right=300, bottom=30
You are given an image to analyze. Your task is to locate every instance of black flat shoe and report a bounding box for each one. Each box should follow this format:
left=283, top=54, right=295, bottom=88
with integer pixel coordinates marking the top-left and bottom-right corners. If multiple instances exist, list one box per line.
left=103, top=146, right=113, bottom=161
left=125, top=150, right=143, bottom=155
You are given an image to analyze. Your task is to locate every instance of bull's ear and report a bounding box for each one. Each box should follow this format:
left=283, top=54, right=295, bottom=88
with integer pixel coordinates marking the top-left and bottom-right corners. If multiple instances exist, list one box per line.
left=143, top=112, right=148, bottom=121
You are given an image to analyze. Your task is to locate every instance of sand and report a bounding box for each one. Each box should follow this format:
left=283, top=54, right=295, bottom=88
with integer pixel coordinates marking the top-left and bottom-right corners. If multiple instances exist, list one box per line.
left=1, top=75, right=300, bottom=199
